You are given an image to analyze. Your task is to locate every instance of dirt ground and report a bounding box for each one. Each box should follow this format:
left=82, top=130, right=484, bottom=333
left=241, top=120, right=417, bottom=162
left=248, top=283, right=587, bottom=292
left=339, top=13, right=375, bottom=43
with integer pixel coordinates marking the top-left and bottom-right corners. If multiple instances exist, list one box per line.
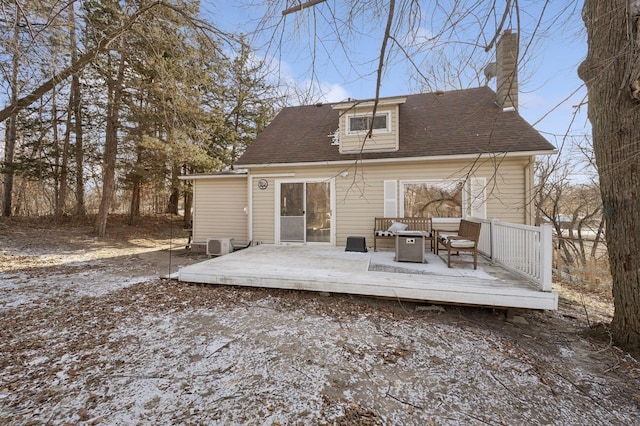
left=1, top=216, right=639, bottom=425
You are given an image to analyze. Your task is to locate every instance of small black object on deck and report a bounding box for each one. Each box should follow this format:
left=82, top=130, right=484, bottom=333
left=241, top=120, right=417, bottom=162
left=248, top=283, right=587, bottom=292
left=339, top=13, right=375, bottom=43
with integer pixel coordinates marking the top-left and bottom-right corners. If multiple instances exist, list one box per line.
left=345, top=236, right=368, bottom=253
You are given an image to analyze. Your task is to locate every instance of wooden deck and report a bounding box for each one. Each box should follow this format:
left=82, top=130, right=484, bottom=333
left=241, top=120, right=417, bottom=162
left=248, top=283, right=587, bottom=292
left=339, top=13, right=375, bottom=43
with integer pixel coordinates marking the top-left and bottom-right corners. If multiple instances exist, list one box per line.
left=178, top=245, right=558, bottom=310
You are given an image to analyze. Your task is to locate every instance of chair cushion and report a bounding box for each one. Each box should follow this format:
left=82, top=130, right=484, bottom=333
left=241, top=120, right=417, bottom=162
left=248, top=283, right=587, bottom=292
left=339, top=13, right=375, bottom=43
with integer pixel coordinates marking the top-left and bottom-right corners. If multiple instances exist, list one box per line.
left=439, top=233, right=455, bottom=243
left=375, top=230, right=394, bottom=237
left=449, top=239, right=475, bottom=248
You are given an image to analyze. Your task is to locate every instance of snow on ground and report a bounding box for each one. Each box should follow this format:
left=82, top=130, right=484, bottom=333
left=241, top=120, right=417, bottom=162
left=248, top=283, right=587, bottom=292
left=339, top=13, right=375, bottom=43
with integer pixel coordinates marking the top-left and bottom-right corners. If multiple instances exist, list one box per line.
left=0, top=265, right=154, bottom=309
left=2, top=276, right=639, bottom=425
left=0, top=250, right=161, bottom=310
left=1, top=223, right=639, bottom=425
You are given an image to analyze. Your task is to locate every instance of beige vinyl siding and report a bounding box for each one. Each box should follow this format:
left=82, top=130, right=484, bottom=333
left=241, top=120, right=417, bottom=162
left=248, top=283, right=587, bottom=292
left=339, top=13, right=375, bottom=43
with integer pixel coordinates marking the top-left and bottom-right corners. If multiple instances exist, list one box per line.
left=250, top=176, right=277, bottom=244
left=339, top=106, right=398, bottom=153
left=192, top=177, right=248, bottom=244
left=366, top=158, right=529, bottom=225
left=334, top=159, right=528, bottom=247
left=248, top=156, right=530, bottom=248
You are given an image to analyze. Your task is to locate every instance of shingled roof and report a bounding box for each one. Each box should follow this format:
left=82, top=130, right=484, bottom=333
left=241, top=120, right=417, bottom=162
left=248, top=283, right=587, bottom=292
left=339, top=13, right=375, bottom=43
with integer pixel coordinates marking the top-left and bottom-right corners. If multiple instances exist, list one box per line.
left=236, top=86, right=555, bottom=166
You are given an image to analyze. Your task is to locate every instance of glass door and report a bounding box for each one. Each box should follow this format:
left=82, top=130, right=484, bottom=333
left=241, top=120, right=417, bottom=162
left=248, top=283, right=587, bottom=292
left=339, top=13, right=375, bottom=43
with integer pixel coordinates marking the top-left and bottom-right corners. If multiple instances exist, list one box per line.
left=305, top=182, right=331, bottom=243
left=279, top=181, right=332, bottom=243
left=280, top=182, right=305, bottom=242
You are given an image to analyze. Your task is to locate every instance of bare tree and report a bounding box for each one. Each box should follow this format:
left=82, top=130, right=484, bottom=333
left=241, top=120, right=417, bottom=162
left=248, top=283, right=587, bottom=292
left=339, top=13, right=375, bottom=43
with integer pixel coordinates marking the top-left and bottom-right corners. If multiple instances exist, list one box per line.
left=2, top=1, right=21, bottom=217
left=94, top=36, right=127, bottom=237
left=578, top=0, right=640, bottom=348
left=0, top=2, right=170, bottom=124
left=67, top=2, right=86, bottom=217
left=535, top=158, right=578, bottom=264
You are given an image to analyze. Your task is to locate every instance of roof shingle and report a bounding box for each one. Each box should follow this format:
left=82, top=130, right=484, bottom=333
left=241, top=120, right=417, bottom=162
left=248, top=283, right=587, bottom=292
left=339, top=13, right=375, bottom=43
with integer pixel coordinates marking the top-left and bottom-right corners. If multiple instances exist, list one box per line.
left=236, top=87, right=555, bottom=166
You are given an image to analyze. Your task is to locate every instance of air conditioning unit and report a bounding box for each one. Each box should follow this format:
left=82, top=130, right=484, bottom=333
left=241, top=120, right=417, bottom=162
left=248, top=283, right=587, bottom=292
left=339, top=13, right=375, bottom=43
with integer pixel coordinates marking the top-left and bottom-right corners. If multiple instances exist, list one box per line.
left=206, top=237, right=234, bottom=256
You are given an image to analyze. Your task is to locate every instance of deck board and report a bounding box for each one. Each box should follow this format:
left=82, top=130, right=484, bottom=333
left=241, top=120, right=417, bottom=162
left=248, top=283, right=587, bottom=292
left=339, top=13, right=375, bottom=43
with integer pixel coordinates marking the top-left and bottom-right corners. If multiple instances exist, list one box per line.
left=178, top=245, right=558, bottom=310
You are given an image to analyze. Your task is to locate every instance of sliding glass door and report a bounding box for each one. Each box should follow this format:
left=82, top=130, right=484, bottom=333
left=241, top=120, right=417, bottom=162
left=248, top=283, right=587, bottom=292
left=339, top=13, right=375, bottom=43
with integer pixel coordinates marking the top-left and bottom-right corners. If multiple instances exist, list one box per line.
left=279, top=180, right=332, bottom=243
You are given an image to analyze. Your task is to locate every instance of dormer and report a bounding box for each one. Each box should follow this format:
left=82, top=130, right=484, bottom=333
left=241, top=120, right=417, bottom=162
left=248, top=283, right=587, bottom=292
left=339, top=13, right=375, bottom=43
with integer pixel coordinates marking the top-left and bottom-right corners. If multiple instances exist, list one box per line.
left=332, top=96, right=406, bottom=154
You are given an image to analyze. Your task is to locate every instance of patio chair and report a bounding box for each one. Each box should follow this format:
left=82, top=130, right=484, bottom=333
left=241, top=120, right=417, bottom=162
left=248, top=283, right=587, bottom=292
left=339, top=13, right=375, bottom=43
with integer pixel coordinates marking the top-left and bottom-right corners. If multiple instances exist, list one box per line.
left=437, top=219, right=481, bottom=269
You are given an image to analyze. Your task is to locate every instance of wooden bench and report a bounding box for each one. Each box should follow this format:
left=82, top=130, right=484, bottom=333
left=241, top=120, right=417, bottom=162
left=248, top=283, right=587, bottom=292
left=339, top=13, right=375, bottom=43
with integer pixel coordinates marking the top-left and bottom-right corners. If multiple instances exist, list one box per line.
left=373, top=217, right=433, bottom=251
left=435, top=219, right=481, bottom=269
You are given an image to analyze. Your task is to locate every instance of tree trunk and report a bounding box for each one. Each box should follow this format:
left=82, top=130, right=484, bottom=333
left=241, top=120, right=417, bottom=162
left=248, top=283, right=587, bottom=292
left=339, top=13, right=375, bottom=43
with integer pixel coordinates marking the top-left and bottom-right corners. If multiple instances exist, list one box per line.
left=2, top=6, right=20, bottom=217
left=12, top=178, right=28, bottom=216
left=166, top=165, right=180, bottom=215
left=95, top=46, right=127, bottom=237
left=69, top=4, right=86, bottom=217
left=3, top=113, right=16, bottom=217
left=183, top=166, right=192, bottom=228
left=183, top=190, right=192, bottom=227
left=73, top=89, right=86, bottom=217
left=579, top=0, right=640, bottom=349
left=128, top=147, right=143, bottom=225
left=56, top=86, right=71, bottom=218
left=128, top=174, right=141, bottom=225
left=590, top=217, right=605, bottom=258
left=166, top=187, right=180, bottom=215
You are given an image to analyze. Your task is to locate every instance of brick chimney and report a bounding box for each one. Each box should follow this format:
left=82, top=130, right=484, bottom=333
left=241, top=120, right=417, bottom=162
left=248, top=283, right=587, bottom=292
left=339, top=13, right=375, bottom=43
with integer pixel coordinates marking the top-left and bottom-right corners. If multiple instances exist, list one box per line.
left=495, top=30, right=518, bottom=111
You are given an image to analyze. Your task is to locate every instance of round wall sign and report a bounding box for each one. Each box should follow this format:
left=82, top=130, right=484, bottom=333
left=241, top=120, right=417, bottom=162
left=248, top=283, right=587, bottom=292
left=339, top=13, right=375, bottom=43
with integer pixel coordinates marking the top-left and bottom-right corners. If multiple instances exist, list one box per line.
left=258, top=178, right=269, bottom=190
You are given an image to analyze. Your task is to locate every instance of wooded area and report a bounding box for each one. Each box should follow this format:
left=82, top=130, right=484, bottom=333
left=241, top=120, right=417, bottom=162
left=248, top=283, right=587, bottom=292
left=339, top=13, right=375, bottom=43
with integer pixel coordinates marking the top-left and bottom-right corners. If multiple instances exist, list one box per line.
left=0, top=0, right=281, bottom=234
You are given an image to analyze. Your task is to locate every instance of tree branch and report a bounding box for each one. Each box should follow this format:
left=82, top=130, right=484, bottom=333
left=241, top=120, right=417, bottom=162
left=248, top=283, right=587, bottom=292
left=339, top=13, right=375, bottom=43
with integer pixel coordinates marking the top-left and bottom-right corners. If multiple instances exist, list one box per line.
left=282, top=0, right=328, bottom=16
left=367, top=0, right=396, bottom=140
left=485, top=0, right=512, bottom=52
left=0, top=0, right=164, bottom=123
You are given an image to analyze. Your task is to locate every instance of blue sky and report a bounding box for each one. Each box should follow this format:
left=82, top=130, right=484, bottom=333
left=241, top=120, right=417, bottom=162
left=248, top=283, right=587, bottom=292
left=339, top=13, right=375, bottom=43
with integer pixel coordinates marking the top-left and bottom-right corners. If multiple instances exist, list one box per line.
left=207, top=1, right=589, bottom=159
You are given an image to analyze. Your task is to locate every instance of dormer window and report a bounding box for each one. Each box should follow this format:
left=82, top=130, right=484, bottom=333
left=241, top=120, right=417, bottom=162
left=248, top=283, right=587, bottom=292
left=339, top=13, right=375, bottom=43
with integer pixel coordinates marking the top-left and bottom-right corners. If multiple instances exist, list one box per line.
left=347, top=113, right=390, bottom=134
left=333, top=97, right=404, bottom=153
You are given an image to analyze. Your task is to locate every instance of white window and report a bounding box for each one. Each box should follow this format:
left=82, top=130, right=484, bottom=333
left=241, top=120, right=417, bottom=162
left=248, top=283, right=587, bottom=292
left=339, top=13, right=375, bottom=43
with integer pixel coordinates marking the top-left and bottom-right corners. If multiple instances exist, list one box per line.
left=387, top=178, right=487, bottom=219
left=399, top=177, right=487, bottom=219
left=347, top=113, right=390, bottom=134
left=401, top=180, right=464, bottom=218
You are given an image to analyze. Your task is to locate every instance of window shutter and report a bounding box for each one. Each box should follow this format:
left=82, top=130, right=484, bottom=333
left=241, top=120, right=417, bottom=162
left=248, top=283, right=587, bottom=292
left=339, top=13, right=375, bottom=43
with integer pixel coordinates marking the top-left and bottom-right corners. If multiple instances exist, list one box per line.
left=384, top=180, right=397, bottom=217
left=469, top=177, right=486, bottom=219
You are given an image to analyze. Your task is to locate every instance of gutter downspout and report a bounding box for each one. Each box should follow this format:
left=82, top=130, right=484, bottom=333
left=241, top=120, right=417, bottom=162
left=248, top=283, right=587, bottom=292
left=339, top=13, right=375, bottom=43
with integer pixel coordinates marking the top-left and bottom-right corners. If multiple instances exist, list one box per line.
left=247, top=173, right=253, bottom=242
left=524, top=155, right=535, bottom=225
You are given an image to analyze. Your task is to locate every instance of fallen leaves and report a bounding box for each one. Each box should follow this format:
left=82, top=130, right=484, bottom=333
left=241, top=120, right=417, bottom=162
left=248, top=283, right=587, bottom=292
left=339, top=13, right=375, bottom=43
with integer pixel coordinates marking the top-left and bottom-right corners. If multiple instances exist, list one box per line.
left=1, top=218, right=639, bottom=425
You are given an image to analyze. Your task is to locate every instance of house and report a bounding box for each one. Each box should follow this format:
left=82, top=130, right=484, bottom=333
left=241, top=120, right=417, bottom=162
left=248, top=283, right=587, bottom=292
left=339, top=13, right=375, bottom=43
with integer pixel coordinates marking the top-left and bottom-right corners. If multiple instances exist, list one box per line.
left=181, top=32, right=556, bottom=250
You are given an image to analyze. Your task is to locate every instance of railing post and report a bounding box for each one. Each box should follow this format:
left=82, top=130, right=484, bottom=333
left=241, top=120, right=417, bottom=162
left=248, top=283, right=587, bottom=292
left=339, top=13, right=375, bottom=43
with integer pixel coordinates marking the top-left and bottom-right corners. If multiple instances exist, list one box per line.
left=490, top=218, right=498, bottom=261
left=540, top=224, right=553, bottom=291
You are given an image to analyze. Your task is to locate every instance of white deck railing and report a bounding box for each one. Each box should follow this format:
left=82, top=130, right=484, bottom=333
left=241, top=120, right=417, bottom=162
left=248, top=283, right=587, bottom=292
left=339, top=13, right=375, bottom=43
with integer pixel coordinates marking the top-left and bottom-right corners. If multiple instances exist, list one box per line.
left=474, top=218, right=553, bottom=292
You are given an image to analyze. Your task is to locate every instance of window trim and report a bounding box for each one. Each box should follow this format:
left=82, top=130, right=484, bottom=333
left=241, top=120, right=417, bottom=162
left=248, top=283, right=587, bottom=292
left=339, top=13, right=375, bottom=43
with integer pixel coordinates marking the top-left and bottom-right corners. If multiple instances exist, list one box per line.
left=346, top=112, right=391, bottom=135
